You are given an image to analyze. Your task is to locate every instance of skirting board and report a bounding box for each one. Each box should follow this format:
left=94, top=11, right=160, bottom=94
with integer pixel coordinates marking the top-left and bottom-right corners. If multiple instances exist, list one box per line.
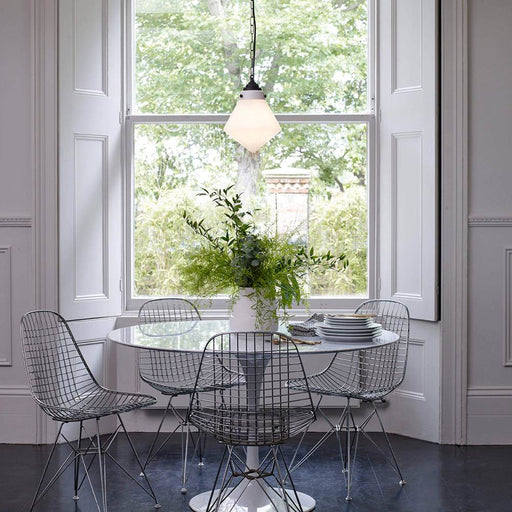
left=0, top=390, right=37, bottom=444
left=467, top=389, right=512, bottom=444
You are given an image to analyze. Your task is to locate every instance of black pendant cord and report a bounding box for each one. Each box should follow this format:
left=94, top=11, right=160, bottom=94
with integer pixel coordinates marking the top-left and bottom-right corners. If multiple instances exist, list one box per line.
left=250, top=0, right=257, bottom=81
left=242, top=0, right=262, bottom=92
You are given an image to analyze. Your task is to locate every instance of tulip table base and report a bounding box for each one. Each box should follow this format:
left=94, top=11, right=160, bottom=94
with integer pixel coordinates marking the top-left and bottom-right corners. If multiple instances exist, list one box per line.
left=188, top=480, right=316, bottom=512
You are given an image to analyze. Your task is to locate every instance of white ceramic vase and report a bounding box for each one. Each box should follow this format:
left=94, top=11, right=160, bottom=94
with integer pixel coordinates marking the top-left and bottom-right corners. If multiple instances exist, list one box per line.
left=229, top=288, right=278, bottom=332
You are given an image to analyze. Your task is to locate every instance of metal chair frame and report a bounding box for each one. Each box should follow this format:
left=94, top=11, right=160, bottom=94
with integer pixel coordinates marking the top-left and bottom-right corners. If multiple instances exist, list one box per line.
left=20, top=310, right=160, bottom=511
left=188, top=331, right=316, bottom=512
left=137, top=297, right=209, bottom=494
left=288, top=299, right=410, bottom=501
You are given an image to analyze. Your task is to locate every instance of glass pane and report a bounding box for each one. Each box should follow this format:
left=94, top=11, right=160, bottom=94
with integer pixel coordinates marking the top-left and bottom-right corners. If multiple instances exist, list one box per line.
left=135, top=0, right=368, bottom=114
left=133, top=123, right=368, bottom=297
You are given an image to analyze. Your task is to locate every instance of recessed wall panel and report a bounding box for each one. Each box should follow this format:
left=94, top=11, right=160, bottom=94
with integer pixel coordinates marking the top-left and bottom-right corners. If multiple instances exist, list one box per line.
left=0, top=247, right=12, bottom=366
left=392, top=0, right=423, bottom=92
left=505, top=249, right=512, bottom=366
left=394, top=340, right=425, bottom=400
left=392, top=132, right=422, bottom=297
left=74, top=135, right=108, bottom=300
left=74, top=0, right=107, bottom=94
left=80, top=342, right=105, bottom=386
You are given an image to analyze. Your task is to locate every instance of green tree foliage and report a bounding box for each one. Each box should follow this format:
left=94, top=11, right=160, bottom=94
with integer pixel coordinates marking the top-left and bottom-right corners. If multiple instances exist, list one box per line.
left=135, top=0, right=367, bottom=114
left=133, top=0, right=369, bottom=298
left=179, top=187, right=347, bottom=321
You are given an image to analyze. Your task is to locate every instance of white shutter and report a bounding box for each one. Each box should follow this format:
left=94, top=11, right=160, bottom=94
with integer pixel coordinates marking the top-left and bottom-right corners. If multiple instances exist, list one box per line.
left=59, top=0, right=123, bottom=318
left=378, top=0, right=438, bottom=321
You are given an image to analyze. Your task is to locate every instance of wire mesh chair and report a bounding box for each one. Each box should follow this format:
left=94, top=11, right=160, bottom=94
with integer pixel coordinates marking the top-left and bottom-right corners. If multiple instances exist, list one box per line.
left=138, top=297, right=237, bottom=494
left=188, top=331, right=316, bottom=512
left=20, top=310, right=160, bottom=512
left=288, top=299, right=410, bottom=501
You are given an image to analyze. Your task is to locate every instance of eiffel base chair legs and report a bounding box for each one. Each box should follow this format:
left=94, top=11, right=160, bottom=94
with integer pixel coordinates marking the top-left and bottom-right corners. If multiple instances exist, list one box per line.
left=356, top=401, right=406, bottom=487
left=140, top=395, right=206, bottom=494
left=203, top=445, right=305, bottom=512
left=29, top=416, right=160, bottom=512
left=290, top=399, right=406, bottom=502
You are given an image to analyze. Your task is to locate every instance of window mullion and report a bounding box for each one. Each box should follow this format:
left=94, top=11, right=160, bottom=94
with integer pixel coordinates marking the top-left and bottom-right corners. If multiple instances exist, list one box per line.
left=127, top=113, right=375, bottom=125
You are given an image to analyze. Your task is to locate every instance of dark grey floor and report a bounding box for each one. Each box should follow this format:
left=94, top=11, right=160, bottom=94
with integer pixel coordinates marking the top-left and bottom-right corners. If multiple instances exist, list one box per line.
left=1, top=432, right=511, bottom=512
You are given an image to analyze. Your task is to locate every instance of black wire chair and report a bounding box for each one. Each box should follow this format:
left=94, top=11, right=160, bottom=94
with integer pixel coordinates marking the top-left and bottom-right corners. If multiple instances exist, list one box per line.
left=137, top=298, right=242, bottom=494
left=188, top=331, right=316, bottom=512
left=288, top=299, right=410, bottom=501
left=20, top=310, right=160, bottom=512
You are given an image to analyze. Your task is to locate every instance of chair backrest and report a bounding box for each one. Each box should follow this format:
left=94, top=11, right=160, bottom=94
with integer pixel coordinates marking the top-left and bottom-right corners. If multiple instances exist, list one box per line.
left=20, top=310, right=100, bottom=416
left=137, top=298, right=201, bottom=392
left=138, top=298, right=200, bottom=324
left=353, top=299, right=410, bottom=395
left=188, top=331, right=315, bottom=446
left=138, top=347, right=204, bottom=394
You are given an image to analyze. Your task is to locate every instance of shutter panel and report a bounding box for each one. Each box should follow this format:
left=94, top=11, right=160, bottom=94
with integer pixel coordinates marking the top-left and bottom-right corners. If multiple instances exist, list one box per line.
left=59, top=0, right=123, bottom=318
left=378, top=0, right=439, bottom=321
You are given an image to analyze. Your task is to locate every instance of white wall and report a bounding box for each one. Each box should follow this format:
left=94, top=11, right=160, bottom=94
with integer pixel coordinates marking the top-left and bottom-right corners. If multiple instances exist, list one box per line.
left=466, top=0, right=512, bottom=444
left=0, top=0, right=39, bottom=443
left=0, top=0, right=111, bottom=443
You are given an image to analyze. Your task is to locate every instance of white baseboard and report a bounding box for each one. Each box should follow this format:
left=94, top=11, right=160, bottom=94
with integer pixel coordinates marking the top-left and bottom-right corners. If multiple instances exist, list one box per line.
left=0, top=387, right=37, bottom=443
left=467, top=388, right=512, bottom=444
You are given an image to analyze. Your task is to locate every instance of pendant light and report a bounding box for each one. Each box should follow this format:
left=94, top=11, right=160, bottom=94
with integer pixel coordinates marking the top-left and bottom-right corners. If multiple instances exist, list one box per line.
left=224, top=0, right=281, bottom=153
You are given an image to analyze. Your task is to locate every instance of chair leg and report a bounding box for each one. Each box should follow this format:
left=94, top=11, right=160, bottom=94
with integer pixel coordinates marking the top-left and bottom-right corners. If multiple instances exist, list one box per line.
left=288, top=396, right=324, bottom=472
left=213, top=447, right=234, bottom=512
left=271, top=447, right=291, bottom=512
left=117, top=415, right=161, bottom=509
left=196, top=429, right=207, bottom=466
left=73, top=421, right=83, bottom=501
left=204, top=446, right=229, bottom=512
left=142, top=395, right=201, bottom=494
left=275, top=446, right=304, bottom=512
left=29, top=423, right=64, bottom=511
left=141, top=396, right=174, bottom=476
left=345, top=399, right=352, bottom=502
left=96, top=419, right=108, bottom=512
left=289, top=403, right=342, bottom=474
left=181, top=423, right=190, bottom=494
left=373, top=402, right=406, bottom=485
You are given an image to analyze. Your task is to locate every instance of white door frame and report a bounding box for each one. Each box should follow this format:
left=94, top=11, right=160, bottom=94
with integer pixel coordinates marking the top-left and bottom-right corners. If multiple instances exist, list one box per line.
left=439, top=0, right=469, bottom=445
left=33, top=0, right=59, bottom=444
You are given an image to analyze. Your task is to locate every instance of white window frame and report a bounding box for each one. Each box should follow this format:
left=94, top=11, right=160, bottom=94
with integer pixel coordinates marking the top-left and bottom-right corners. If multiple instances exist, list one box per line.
left=123, top=0, right=378, bottom=315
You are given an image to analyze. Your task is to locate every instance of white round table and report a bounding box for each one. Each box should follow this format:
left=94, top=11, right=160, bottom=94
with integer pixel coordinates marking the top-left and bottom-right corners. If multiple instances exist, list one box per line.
left=108, top=320, right=399, bottom=512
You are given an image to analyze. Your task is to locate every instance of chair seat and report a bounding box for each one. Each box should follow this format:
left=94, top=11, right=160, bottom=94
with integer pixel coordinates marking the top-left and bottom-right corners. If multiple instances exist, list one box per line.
left=142, top=364, right=245, bottom=396
left=288, top=374, right=392, bottom=401
left=189, top=407, right=315, bottom=446
left=43, top=388, right=156, bottom=423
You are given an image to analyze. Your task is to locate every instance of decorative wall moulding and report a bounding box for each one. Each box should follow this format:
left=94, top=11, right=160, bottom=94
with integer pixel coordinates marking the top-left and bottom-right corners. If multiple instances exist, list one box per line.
left=0, top=247, right=12, bottom=366
left=0, top=217, right=32, bottom=228
left=468, top=217, right=512, bottom=228
left=77, top=337, right=107, bottom=346
left=505, top=249, right=512, bottom=366
left=390, top=336, right=426, bottom=402
left=394, top=389, right=426, bottom=401
left=0, top=386, right=31, bottom=396
left=467, top=387, right=512, bottom=397
left=409, top=337, right=426, bottom=346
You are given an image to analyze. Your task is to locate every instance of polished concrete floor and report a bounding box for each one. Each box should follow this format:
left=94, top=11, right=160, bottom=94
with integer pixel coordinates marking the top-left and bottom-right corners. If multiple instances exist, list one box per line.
left=1, top=432, right=511, bottom=512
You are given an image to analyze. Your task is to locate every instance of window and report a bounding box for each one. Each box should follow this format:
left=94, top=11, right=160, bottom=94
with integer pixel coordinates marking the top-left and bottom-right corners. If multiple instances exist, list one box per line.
left=126, top=0, right=376, bottom=311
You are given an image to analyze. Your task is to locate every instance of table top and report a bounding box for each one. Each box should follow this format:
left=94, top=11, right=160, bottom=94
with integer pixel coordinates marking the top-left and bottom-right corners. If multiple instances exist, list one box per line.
left=107, top=319, right=399, bottom=354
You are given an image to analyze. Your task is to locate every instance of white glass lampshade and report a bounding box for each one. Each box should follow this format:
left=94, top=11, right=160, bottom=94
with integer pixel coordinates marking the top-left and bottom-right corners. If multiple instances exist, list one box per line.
left=224, top=89, right=281, bottom=153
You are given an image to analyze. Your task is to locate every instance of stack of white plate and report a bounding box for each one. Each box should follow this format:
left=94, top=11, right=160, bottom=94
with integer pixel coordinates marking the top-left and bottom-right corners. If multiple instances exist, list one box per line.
left=316, top=314, right=382, bottom=342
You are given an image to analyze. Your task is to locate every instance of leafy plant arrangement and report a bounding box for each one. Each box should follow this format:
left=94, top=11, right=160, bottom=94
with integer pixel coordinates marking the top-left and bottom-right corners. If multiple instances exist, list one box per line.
left=180, top=187, right=348, bottom=326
